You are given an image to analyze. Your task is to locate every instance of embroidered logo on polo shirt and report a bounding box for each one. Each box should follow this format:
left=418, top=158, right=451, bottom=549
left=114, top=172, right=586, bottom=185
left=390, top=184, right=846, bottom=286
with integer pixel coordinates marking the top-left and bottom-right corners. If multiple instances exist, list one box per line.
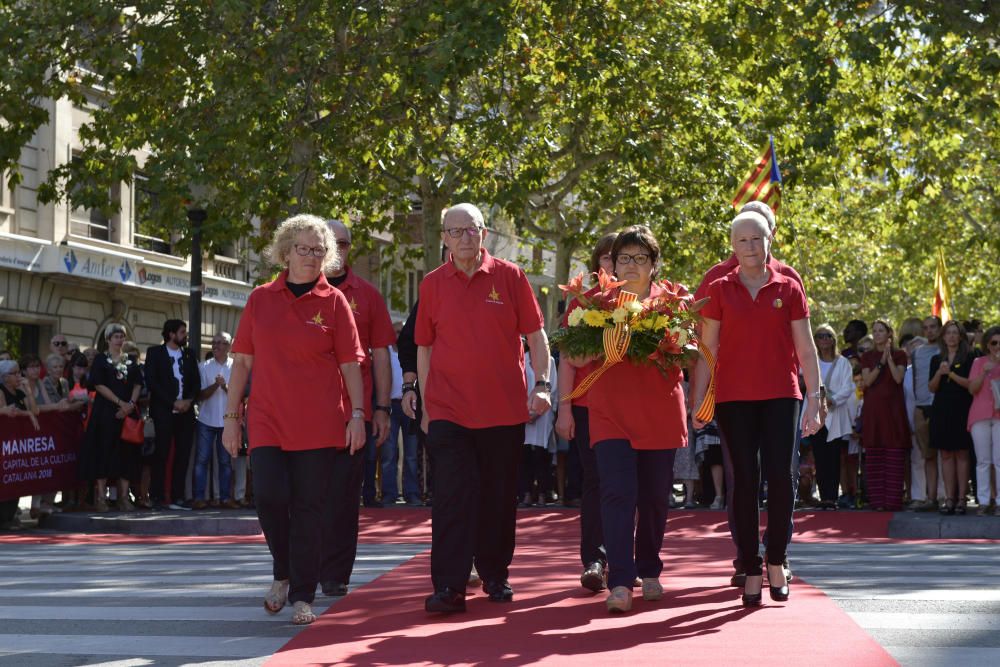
left=349, top=297, right=359, bottom=312
left=310, top=311, right=325, bottom=326
left=487, top=285, right=504, bottom=305
left=773, top=298, right=783, bottom=309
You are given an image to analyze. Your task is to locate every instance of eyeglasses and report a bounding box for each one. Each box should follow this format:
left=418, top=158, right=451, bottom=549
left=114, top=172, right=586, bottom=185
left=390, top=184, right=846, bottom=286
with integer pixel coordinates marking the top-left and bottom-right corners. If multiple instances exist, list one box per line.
left=989, top=340, right=1000, bottom=348
left=615, top=253, right=650, bottom=266
left=293, top=244, right=327, bottom=258
left=212, top=341, right=231, bottom=346
left=53, top=341, right=68, bottom=347
left=443, top=226, right=483, bottom=238
left=334, top=239, right=351, bottom=248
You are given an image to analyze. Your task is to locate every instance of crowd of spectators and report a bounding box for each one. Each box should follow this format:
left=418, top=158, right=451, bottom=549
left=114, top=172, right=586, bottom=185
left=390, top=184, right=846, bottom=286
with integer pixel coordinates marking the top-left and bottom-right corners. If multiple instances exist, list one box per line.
left=2, top=309, right=998, bottom=531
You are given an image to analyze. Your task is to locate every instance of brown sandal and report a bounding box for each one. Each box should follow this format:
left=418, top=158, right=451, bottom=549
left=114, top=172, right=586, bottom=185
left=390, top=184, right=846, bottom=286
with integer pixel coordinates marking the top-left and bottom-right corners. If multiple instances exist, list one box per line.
left=264, top=579, right=289, bottom=614
left=291, top=601, right=316, bottom=625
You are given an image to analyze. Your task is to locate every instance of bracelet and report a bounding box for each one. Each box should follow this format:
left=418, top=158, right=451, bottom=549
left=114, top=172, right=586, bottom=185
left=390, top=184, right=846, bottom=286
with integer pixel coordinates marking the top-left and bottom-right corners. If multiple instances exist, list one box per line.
left=374, top=405, right=391, bottom=414
left=223, top=412, right=240, bottom=420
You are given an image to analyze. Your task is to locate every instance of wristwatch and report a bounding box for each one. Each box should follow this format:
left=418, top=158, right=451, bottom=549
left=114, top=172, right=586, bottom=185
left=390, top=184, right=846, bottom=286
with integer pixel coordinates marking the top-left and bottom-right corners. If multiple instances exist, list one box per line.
left=374, top=405, right=392, bottom=414
left=534, top=380, right=551, bottom=392
left=351, top=408, right=365, bottom=420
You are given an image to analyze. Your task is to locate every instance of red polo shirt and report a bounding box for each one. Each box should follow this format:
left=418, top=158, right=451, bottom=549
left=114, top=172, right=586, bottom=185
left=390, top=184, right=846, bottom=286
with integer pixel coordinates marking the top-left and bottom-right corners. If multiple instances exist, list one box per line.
left=694, top=253, right=803, bottom=300
left=561, top=286, right=605, bottom=409
left=232, top=271, right=365, bottom=451
left=332, top=268, right=397, bottom=420
left=587, top=282, right=688, bottom=450
left=701, top=265, right=809, bottom=403
left=415, top=249, right=544, bottom=429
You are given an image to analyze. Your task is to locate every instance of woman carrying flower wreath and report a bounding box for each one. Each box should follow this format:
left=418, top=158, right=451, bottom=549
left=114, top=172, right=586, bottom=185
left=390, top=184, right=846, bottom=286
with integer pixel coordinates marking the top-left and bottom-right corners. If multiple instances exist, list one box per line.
left=561, top=225, right=692, bottom=614
left=77, top=322, right=143, bottom=512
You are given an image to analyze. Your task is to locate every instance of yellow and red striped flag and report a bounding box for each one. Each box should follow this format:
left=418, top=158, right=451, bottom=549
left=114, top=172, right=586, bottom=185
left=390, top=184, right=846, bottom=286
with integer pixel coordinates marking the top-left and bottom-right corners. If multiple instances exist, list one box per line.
left=731, top=136, right=782, bottom=211
left=932, top=249, right=952, bottom=323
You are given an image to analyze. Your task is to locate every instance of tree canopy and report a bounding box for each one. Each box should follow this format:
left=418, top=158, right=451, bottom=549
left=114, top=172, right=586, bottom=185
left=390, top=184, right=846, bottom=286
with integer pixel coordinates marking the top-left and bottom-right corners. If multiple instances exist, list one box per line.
left=1, top=0, right=996, bottom=326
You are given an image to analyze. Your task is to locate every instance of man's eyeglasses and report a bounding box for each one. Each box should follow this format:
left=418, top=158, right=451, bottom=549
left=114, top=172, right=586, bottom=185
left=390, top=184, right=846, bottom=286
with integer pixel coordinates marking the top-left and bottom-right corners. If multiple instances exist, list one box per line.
left=293, top=244, right=327, bottom=258
left=443, top=226, right=483, bottom=238
left=615, top=253, right=650, bottom=266
left=334, top=240, right=351, bottom=248
left=212, top=341, right=231, bottom=347
left=53, top=341, right=68, bottom=347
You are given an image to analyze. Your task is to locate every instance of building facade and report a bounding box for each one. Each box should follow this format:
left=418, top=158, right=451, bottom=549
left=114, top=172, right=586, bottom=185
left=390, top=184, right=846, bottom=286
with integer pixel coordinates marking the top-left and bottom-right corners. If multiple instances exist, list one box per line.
left=0, top=95, right=255, bottom=358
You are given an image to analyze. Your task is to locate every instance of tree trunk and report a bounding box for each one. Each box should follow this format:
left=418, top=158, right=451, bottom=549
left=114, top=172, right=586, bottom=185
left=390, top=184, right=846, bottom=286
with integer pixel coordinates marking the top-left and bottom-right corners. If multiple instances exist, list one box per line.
left=420, top=185, right=446, bottom=275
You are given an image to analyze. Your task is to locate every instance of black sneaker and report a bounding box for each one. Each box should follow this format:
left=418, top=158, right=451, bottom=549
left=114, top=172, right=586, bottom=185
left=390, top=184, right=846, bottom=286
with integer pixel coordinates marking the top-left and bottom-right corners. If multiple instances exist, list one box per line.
left=580, top=561, right=607, bottom=593
left=425, top=587, right=466, bottom=613
left=321, top=581, right=348, bottom=597
left=482, top=579, right=514, bottom=602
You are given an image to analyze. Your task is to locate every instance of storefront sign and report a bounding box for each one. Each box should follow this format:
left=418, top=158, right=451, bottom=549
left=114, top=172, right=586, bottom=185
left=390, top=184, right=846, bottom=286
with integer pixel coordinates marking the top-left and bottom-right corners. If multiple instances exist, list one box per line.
left=1, top=412, right=83, bottom=500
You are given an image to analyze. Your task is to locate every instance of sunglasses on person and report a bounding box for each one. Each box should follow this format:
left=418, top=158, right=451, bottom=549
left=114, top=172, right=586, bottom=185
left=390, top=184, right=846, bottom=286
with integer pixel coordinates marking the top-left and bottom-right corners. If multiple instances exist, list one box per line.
left=53, top=341, right=68, bottom=347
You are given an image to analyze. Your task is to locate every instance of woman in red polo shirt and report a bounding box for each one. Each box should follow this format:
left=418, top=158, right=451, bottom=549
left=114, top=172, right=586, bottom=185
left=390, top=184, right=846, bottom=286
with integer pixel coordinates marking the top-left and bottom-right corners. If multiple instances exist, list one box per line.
left=691, top=211, right=822, bottom=608
left=222, top=214, right=366, bottom=626
left=567, top=226, right=688, bottom=614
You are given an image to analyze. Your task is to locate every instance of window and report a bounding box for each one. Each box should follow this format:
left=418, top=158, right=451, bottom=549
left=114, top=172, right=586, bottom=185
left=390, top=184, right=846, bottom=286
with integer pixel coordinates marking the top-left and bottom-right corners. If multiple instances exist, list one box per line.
left=68, top=154, right=113, bottom=242
left=131, top=173, right=170, bottom=253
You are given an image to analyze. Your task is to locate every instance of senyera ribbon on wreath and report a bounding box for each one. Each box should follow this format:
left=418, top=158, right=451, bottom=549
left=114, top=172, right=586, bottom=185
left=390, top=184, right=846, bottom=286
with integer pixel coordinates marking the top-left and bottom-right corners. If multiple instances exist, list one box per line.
left=561, top=288, right=717, bottom=422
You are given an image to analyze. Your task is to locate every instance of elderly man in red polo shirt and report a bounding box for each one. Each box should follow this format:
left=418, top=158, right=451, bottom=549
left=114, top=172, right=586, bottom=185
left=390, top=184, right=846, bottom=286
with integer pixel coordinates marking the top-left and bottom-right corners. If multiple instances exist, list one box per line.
left=417, top=203, right=552, bottom=613
left=319, top=219, right=397, bottom=599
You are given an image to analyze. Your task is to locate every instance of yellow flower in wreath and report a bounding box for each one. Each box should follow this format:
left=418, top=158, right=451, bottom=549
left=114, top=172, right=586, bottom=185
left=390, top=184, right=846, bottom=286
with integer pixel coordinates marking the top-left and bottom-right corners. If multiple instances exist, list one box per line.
left=582, top=309, right=609, bottom=327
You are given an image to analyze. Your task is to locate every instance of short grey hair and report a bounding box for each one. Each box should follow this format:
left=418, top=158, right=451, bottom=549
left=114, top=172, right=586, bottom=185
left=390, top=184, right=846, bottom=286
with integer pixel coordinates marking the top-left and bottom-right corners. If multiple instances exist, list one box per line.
left=213, top=331, right=233, bottom=344
left=44, top=353, right=65, bottom=370
left=739, top=201, right=776, bottom=233
left=442, top=203, right=485, bottom=227
left=264, top=214, right=341, bottom=274
left=729, top=211, right=770, bottom=240
left=326, top=218, right=352, bottom=244
left=104, top=323, right=127, bottom=340
left=0, top=360, right=18, bottom=376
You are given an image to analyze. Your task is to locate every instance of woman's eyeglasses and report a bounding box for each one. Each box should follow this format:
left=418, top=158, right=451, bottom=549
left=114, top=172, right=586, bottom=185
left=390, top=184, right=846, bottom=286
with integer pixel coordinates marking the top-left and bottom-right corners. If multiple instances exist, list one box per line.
left=989, top=340, right=1000, bottom=348
left=293, top=244, right=327, bottom=258
left=615, top=253, right=650, bottom=266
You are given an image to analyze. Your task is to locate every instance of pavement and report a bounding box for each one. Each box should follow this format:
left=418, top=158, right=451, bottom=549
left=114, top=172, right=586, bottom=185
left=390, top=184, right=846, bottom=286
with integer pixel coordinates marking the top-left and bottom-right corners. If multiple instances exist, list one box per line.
left=2, top=506, right=999, bottom=666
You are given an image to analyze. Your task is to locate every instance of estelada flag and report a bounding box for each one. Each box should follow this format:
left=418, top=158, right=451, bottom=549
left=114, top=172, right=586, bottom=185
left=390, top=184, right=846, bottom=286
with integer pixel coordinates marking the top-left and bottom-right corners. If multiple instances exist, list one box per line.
left=732, top=136, right=782, bottom=211
left=932, top=249, right=952, bottom=323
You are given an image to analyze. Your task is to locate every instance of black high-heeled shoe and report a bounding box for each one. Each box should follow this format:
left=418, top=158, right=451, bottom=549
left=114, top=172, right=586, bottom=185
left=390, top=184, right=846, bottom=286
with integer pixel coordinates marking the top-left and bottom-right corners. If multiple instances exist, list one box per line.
left=766, top=564, right=789, bottom=602
left=742, top=575, right=763, bottom=607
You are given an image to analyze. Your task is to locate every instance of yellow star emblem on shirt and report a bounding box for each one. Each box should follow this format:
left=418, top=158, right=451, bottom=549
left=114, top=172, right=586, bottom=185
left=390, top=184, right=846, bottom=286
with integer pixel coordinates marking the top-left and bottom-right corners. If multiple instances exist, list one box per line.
left=349, top=297, right=359, bottom=312
left=311, top=311, right=325, bottom=326
left=488, top=286, right=502, bottom=303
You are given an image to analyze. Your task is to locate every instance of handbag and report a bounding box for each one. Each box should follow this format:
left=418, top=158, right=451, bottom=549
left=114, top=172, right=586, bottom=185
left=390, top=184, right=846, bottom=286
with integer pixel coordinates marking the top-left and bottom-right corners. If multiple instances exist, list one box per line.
left=120, top=413, right=146, bottom=444
left=991, top=378, right=1000, bottom=411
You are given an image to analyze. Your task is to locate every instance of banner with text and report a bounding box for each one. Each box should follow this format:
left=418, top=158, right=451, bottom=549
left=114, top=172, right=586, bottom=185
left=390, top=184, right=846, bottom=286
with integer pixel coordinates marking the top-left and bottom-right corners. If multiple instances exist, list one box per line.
left=1, top=413, right=83, bottom=500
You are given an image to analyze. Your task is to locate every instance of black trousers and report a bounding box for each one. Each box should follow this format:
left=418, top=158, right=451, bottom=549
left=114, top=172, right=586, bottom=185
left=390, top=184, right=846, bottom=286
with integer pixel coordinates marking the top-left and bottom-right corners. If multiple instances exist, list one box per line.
left=252, top=446, right=336, bottom=604
left=573, top=406, right=605, bottom=567
left=518, top=445, right=552, bottom=499
left=150, top=406, right=196, bottom=503
left=807, top=427, right=845, bottom=502
left=320, top=424, right=368, bottom=586
left=428, top=420, right=523, bottom=592
left=716, top=398, right=799, bottom=575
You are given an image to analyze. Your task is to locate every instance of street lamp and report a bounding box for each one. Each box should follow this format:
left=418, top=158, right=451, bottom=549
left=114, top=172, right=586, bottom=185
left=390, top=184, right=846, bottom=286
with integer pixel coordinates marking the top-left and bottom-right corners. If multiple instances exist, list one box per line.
left=185, top=183, right=213, bottom=356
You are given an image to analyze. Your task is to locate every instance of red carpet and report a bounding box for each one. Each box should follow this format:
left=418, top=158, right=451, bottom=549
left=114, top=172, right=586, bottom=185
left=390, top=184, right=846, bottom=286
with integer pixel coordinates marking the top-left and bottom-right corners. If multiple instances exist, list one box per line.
left=266, top=509, right=896, bottom=666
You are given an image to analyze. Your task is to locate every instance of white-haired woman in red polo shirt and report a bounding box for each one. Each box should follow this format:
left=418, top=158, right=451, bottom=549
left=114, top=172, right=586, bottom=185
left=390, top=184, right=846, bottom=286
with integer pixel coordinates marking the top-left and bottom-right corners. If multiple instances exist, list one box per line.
left=222, top=214, right=366, bottom=625
left=691, top=210, right=822, bottom=608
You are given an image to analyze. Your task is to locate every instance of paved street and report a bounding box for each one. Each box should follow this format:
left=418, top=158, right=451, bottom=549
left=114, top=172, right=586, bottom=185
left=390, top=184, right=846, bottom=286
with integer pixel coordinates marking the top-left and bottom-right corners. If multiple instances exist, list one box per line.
left=2, top=523, right=999, bottom=666
left=792, top=542, right=1000, bottom=667
left=0, top=541, right=426, bottom=666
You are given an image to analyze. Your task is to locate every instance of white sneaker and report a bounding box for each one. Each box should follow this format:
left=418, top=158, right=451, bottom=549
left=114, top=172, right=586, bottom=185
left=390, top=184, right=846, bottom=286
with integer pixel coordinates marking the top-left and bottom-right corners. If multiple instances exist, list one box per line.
left=641, top=578, right=663, bottom=601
